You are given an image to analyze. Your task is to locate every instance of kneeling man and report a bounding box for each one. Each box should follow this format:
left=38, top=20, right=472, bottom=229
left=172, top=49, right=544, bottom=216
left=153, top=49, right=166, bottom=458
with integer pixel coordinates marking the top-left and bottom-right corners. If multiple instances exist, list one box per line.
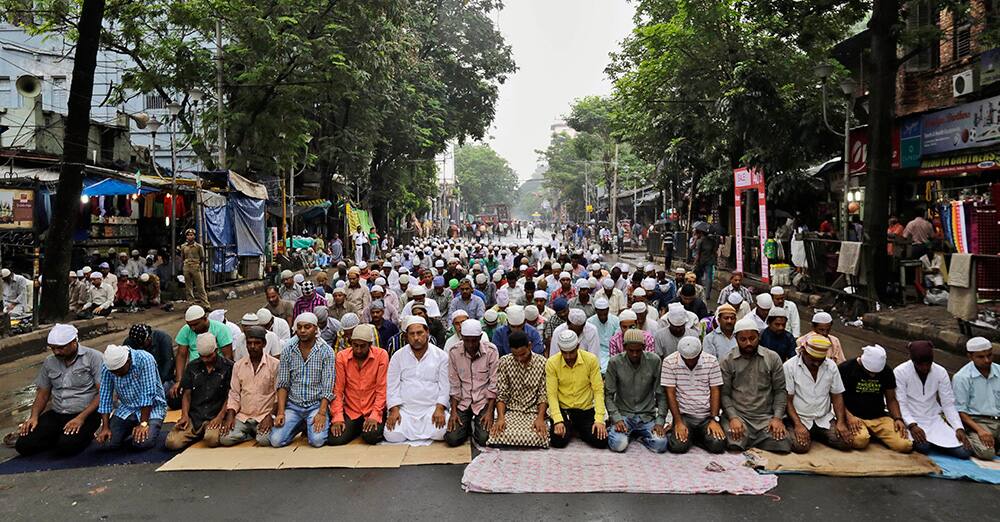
left=384, top=317, right=450, bottom=443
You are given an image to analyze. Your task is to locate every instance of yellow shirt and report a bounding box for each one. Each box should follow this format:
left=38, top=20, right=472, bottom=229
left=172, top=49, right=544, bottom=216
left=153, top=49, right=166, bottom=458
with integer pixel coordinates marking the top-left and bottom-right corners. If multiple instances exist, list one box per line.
left=545, top=350, right=606, bottom=424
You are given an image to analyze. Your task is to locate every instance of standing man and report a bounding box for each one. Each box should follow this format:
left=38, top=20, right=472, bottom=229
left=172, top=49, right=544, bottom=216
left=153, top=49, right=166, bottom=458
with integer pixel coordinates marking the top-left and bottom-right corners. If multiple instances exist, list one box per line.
left=692, top=227, right=717, bottom=302
left=546, top=331, right=608, bottom=449
left=180, top=228, right=209, bottom=308
left=445, top=321, right=499, bottom=447
left=14, top=325, right=102, bottom=457
left=384, top=317, right=450, bottom=444
left=487, top=331, right=550, bottom=448
left=328, top=324, right=388, bottom=446
left=605, top=329, right=668, bottom=453
left=219, top=327, right=279, bottom=446
left=720, top=318, right=791, bottom=453
left=352, top=226, right=367, bottom=265
left=783, top=337, right=853, bottom=453
left=838, top=345, right=912, bottom=453
left=269, top=312, right=336, bottom=448
left=953, top=337, right=1000, bottom=460
left=894, top=341, right=971, bottom=458
left=663, top=337, right=727, bottom=454
left=95, top=345, right=167, bottom=451
left=165, top=333, right=233, bottom=450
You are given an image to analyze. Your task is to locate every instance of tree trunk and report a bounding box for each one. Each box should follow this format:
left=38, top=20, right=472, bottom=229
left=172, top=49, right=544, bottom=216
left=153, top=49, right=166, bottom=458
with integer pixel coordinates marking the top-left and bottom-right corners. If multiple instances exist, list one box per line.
left=39, top=0, right=107, bottom=322
left=862, top=0, right=897, bottom=303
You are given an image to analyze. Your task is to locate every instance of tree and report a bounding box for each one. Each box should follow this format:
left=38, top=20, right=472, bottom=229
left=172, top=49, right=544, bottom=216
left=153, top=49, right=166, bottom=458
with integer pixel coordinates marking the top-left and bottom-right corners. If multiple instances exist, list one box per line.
left=38, top=0, right=107, bottom=321
left=455, top=143, right=519, bottom=215
left=608, top=0, right=862, bottom=209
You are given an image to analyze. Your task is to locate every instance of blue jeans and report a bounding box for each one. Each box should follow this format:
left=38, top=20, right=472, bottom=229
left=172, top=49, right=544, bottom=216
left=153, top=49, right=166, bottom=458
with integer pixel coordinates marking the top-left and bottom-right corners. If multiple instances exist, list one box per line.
left=99, top=414, right=163, bottom=451
left=269, top=402, right=329, bottom=448
left=607, top=416, right=668, bottom=453
left=700, top=264, right=716, bottom=303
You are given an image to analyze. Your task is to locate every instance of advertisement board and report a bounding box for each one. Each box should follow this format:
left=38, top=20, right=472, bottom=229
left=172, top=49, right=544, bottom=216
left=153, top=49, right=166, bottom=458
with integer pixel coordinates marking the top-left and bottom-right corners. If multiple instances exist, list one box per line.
left=0, top=189, right=34, bottom=229
left=920, top=94, right=1000, bottom=155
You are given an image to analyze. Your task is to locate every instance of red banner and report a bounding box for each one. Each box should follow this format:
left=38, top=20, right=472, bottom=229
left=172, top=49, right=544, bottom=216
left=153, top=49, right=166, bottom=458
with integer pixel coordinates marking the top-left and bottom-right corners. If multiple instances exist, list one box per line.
left=848, top=126, right=901, bottom=174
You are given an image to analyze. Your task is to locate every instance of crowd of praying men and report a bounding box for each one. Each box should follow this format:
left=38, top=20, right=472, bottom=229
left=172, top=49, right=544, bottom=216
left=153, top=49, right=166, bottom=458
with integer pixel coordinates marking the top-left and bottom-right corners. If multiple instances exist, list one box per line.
left=10, top=235, right=1000, bottom=463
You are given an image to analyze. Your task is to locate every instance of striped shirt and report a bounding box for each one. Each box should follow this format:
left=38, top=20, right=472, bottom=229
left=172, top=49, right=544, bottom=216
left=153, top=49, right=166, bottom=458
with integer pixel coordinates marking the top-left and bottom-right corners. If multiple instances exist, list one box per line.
left=293, top=292, right=328, bottom=319
left=277, top=337, right=335, bottom=408
left=660, top=351, right=722, bottom=419
left=608, top=329, right=656, bottom=357
left=98, top=349, right=167, bottom=421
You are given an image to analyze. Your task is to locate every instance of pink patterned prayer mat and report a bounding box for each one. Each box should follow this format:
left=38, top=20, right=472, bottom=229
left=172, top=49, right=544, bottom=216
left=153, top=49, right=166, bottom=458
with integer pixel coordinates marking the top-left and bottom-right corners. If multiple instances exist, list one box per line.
left=461, top=441, right=778, bottom=494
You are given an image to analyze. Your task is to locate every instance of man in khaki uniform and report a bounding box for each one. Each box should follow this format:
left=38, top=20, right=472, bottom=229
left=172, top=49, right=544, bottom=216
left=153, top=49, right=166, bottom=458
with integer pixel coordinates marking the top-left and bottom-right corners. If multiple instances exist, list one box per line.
left=180, top=229, right=209, bottom=308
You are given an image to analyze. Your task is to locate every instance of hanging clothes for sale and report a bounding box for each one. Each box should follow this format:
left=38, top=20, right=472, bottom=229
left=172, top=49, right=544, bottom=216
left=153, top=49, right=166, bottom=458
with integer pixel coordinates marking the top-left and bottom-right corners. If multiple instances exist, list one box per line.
left=949, top=200, right=969, bottom=253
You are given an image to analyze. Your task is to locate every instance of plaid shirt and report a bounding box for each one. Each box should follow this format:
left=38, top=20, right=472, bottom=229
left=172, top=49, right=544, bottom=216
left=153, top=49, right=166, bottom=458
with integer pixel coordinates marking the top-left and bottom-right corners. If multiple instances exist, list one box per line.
left=277, top=336, right=335, bottom=408
left=98, top=349, right=167, bottom=421
left=293, top=292, right=328, bottom=319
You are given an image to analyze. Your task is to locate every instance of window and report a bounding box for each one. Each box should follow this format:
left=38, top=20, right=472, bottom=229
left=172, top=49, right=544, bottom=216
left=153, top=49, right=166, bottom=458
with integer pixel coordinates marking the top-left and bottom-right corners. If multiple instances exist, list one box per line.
left=144, top=93, right=167, bottom=110
left=0, top=77, right=11, bottom=108
left=50, top=76, right=67, bottom=112
left=904, top=1, right=940, bottom=71
left=954, top=22, right=972, bottom=60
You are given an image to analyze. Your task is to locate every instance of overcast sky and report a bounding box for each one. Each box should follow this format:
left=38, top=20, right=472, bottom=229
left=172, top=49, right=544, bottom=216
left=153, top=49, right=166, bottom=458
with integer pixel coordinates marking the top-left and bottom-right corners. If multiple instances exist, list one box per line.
left=485, top=0, right=635, bottom=182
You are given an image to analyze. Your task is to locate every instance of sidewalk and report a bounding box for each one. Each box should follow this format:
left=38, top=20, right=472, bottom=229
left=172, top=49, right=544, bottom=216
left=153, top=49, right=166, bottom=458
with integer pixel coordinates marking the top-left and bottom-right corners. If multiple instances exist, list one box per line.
left=0, top=278, right=267, bottom=365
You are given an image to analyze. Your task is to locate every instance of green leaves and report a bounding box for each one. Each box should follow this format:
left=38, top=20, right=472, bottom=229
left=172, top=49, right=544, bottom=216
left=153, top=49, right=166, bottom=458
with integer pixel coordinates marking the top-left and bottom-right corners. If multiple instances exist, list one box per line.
left=455, top=143, right=518, bottom=214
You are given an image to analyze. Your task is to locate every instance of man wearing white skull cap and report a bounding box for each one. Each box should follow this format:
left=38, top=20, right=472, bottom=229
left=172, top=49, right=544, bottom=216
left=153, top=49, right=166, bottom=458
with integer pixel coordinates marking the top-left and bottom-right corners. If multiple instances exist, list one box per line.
left=837, top=345, right=912, bottom=453
left=95, top=345, right=167, bottom=451
left=662, top=336, right=727, bottom=454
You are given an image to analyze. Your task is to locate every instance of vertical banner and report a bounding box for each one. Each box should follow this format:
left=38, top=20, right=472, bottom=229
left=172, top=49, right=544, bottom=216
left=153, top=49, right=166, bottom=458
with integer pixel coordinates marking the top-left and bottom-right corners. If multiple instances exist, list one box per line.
left=734, top=191, right=744, bottom=273
left=733, top=167, right=770, bottom=283
left=757, top=183, right=770, bottom=283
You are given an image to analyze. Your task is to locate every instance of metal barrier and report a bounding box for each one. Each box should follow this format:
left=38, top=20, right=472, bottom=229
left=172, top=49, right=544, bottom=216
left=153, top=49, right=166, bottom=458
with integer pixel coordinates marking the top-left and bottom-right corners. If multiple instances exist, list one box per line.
left=204, top=244, right=262, bottom=289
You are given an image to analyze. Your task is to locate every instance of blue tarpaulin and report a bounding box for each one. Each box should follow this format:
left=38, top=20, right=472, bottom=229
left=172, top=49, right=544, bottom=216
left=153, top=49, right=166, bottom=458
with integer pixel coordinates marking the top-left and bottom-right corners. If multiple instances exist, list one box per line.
left=81, top=178, right=158, bottom=196
left=202, top=204, right=238, bottom=273
left=231, top=194, right=265, bottom=256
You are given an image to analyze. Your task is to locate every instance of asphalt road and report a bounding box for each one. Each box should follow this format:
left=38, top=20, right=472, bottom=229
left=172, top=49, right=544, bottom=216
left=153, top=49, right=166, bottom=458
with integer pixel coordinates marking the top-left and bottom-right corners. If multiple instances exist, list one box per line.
left=0, top=460, right=997, bottom=520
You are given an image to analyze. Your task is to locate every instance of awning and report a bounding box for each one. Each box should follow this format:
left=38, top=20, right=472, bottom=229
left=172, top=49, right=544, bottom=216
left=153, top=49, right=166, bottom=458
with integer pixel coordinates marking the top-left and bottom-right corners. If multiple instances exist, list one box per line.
left=82, top=178, right=158, bottom=196
left=229, top=171, right=268, bottom=200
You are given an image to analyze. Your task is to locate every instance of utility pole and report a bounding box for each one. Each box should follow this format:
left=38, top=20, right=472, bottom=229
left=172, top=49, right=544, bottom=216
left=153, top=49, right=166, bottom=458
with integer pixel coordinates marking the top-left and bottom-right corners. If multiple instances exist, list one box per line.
left=611, top=143, right=619, bottom=228
left=584, top=162, right=590, bottom=222
left=215, top=20, right=226, bottom=169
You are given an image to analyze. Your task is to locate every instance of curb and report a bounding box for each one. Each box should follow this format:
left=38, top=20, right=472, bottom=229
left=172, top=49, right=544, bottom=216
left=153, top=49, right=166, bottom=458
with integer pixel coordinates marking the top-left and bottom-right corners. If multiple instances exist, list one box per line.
left=0, top=318, right=109, bottom=365
left=862, top=312, right=1000, bottom=356
left=0, top=279, right=268, bottom=365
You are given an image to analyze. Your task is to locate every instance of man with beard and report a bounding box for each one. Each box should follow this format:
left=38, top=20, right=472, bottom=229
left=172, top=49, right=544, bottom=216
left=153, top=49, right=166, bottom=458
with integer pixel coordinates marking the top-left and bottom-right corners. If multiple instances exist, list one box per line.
left=384, top=317, right=450, bottom=443
left=264, top=286, right=295, bottom=324
left=328, top=324, right=389, bottom=445
left=13, top=325, right=102, bottom=456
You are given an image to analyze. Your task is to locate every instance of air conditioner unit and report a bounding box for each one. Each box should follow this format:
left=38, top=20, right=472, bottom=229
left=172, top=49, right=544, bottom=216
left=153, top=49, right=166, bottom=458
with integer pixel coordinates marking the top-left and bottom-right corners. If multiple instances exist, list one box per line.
left=953, top=70, right=976, bottom=97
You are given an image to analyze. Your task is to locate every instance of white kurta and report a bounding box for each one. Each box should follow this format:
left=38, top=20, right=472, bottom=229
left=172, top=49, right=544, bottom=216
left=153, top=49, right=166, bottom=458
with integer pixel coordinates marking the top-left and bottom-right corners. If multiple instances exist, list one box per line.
left=781, top=301, right=801, bottom=337
left=384, top=344, right=450, bottom=443
left=894, top=361, right=963, bottom=448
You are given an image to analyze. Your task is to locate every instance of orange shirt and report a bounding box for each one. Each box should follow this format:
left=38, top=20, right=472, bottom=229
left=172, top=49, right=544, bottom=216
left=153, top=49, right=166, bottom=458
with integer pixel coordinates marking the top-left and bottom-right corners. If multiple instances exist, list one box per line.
left=329, top=346, right=389, bottom=423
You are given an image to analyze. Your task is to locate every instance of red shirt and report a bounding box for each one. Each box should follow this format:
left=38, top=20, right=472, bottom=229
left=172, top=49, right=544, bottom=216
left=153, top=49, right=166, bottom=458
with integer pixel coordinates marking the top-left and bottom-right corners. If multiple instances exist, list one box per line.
left=329, top=346, right=389, bottom=423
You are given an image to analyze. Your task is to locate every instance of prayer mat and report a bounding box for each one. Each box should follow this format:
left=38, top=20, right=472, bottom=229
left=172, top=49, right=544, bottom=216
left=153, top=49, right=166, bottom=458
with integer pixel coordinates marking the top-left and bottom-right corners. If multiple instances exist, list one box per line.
left=0, top=427, right=178, bottom=475
left=164, top=410, right=181, bottom=424
left=156, top=436, right=471, bottom=471
left=748, top=443, right=940, bottom=477
left=930, top=455, right=1000, bottom=484
left=461, top=442, right=777, bottom=494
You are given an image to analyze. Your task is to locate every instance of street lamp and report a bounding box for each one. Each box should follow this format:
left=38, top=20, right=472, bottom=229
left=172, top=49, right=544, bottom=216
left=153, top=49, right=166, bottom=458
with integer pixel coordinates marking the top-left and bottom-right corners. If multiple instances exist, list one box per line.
left=189, top=87, right=204, bottom=105
left=147, top=115, right=162, bottom=178
left=816, top=61, right=856, bottom=240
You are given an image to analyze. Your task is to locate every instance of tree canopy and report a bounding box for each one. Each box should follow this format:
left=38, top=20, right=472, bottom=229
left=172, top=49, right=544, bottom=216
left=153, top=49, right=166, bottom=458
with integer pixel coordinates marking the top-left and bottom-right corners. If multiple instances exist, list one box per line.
left=454, top=143, right=519, bottom=215
left=6, top=0, right=516, bottom=228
